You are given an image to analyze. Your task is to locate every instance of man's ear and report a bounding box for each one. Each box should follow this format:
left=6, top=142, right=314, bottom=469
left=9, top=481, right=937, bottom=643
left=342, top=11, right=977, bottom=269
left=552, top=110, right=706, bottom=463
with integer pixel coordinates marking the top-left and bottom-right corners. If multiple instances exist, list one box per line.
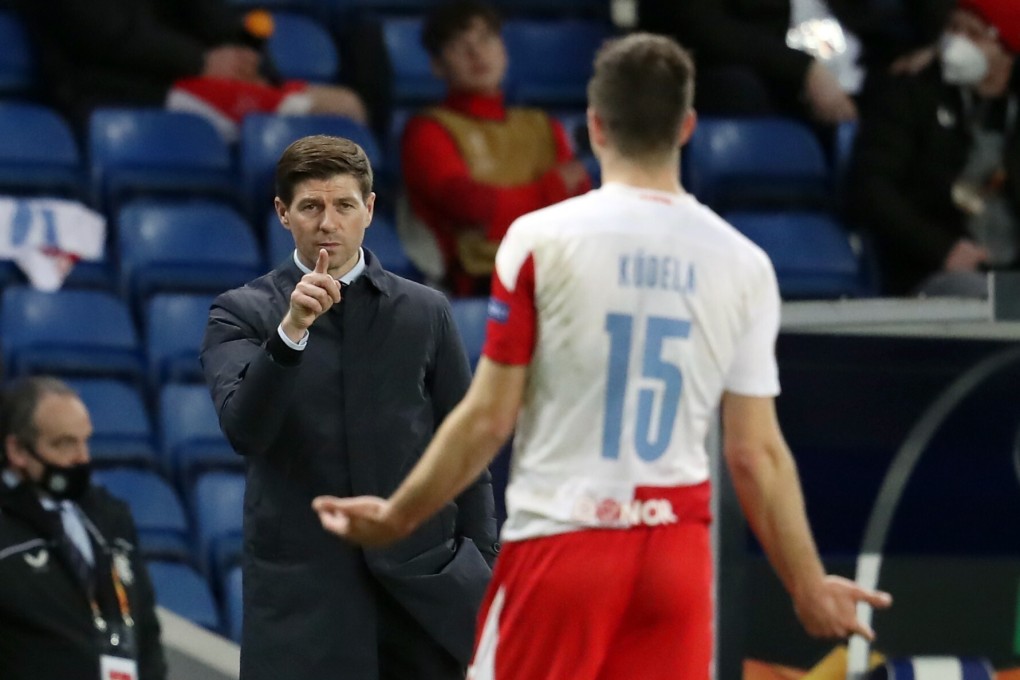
left=679, top=110, right=697, bottom=147
left=274, top=197, right=290, bottom=228
left=587, top=107, right=608, bottom=155
left=4, top=433, right=27, bottom=470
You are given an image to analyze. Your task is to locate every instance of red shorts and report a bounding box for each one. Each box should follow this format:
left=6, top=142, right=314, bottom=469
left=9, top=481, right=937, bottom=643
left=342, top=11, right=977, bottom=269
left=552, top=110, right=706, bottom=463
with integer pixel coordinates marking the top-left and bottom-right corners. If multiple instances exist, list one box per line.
left=468, top=483, right=713, bottom=680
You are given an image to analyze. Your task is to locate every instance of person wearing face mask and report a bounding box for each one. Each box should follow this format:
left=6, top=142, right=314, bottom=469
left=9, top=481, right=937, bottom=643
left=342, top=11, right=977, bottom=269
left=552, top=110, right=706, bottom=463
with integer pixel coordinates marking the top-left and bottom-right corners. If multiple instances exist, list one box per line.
left=0, top=377, right=167, bottom=680
left=849, top=0, right=1020, bottom=296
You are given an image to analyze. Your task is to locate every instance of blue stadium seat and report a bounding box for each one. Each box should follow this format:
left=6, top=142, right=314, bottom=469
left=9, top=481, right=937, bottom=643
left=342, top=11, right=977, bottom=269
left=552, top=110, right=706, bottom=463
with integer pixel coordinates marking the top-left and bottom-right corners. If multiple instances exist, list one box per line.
left=93, top=468, right=192, bottom=563
left=0, top=10, right=35, bottom=97
left=833, top=119, right=858, bottom=205
left=267, top=12, right=339, bottom=82
left=685, top=118, right=832, bottom=212
left=365, top=216, right=419, bottom=280
left=503, top=19, right=612, bottom=107
left=723, top=211, right=867, bottom=300
left=0, top=287, right=144, bottom=383
left=223, top=565, right=243, bottom=643
left=89, top=108, right=236, bottom=210
left=146, top=560, right=222, bottom=633
left=191, top=471, right=244, bottom=580
left=117, top=200, right=263, bottom=314
left=240, top=113, right=382, bottom=214
left=450, top=297, right=489, bottom=369
left=146, top=294, right=216, bottom=388
left=66, top=378, right=157, bottom=469
left=159, top=384, right=240, bottom=485
left=0, top=103, right=82, bottom=196
left=380, top=17, right=445, bottom=104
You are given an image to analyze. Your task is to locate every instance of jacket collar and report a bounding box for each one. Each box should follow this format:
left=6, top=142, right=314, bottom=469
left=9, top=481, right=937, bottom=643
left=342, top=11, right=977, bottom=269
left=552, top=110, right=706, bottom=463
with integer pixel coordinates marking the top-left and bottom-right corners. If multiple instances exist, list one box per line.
left=278, top=248, right=392, bottom=297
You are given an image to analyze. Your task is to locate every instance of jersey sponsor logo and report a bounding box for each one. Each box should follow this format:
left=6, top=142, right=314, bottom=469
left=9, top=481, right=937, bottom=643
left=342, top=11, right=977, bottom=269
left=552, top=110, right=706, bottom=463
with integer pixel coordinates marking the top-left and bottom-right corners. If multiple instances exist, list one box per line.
left=574, top=496, right=679, bottom=527
left=487, top=297, right=510, bottom=323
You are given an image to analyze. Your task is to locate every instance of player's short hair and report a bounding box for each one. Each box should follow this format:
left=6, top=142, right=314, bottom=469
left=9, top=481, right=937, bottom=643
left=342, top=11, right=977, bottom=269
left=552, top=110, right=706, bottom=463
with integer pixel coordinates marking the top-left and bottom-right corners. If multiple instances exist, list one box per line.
left=587, top=33, right=695, bottom=161
left=275, top=135, right=374, bottom=206
left=422, top=0, right=502, bottom=58
left=0, top=376, right=77, bottom=459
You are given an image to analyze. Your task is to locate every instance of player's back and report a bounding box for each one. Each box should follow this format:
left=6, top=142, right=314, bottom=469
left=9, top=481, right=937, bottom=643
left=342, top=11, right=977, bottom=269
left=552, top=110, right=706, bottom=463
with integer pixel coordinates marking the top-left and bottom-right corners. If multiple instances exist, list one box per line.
left=493, top=182, right=780, bottom=541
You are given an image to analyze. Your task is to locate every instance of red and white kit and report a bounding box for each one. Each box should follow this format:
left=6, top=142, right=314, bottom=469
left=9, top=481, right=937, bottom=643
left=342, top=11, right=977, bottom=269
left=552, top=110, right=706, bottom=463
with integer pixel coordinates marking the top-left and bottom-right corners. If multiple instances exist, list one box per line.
left=471, top=182, right=782, bottom=680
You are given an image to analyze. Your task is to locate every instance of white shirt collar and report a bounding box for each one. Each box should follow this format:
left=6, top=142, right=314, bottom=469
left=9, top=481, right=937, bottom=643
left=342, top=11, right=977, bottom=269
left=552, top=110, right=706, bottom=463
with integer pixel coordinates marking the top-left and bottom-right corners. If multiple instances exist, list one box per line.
left=293, top=248, right=366, bottom=285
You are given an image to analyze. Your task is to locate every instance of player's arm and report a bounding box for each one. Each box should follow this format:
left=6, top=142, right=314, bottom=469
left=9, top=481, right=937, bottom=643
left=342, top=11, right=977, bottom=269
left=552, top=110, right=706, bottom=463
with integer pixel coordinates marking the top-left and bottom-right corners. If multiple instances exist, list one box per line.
left=721, top=392, right=892, bottom=640
left=313, top=357, right=525, bottom=546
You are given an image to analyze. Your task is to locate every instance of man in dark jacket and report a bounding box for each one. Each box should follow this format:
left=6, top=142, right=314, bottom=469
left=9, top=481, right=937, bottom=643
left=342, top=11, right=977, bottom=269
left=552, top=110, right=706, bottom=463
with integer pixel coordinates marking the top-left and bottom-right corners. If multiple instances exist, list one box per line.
left=12, top=0, right=367, bottom=135
left=201, top=134, right=498, bottom=680
left=849, top=0, right=1020, bottom=295
left=0, top=377, right=166, bottom=680
left=639, top=0, right=951, bottom=122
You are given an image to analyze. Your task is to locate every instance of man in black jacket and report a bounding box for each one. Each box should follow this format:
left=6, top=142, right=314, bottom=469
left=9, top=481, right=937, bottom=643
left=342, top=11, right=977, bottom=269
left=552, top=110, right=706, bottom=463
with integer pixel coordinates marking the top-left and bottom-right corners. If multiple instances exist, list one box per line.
left=201, top=134, right=498, bottom=680
left=0, top=377, right=166, bottom=680
left=849, top=0, right=1020, bottom=295
left=639, top=0, right=951, bottom=123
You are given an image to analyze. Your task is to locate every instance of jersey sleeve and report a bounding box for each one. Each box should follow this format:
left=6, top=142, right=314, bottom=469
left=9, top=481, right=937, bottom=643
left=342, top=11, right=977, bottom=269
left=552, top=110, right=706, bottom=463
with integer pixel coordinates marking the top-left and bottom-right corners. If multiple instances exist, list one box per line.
left=481, top=225, right=537, bottom=365
left=723, top=257, right=781, bottom=396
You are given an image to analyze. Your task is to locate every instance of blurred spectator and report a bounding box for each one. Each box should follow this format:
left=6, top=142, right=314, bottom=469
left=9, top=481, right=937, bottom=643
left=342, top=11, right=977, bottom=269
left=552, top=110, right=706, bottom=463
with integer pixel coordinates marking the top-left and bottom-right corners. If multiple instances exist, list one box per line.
left=400, top=0, right=590, bottom=297
left=849, top=0, right=1020, bottom=297
left=638, top=0, right=952, bottom=125
left=12, top=0, right=367, bottom=140
left=0, top=377, right=166, bottom=680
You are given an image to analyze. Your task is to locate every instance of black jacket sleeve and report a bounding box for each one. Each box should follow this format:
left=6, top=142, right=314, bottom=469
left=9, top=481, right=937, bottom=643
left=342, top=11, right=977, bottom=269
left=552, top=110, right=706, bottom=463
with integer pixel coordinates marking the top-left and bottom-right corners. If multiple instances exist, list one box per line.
left=201, top=291, right=303, bottom=458
left=429, top=302, right=499, bottom=564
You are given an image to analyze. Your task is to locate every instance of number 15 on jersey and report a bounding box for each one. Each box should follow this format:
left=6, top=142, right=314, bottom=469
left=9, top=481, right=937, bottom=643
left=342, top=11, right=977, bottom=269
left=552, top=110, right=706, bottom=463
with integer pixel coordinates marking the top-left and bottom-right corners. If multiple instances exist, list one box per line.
left=602, top=313, right=691, bottom=462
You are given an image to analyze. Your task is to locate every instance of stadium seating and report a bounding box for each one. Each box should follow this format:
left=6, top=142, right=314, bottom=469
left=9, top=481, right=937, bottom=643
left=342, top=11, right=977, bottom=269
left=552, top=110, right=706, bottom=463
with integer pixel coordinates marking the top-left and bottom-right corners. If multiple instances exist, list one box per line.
left=117, top=200, right=263, bottom=316
left=364, top=215, right=419, bottom=280
left=684, top=117, right=832, bottom=212
left=159, top=384, right=240, bottom=486
left=0, top=102, right=82, bottom=197
left=449, top=296, right=489, bottom=369
left=266, top=12, right=339, bottom=82
left=380, top=17, right=445, bottom=105
left=191, top=471, right=245, bottom=580
left=723, top=211, right=868, bottom=299
left=65, top=378, right=157, bottom=469
left=0, top=10, right=34, bottom=97
left=145, top=293, right=217, bottom=388
left=88, top=108, right=236, bottom=211
left=503, top=19, right=612, bottom=107
left=146, top=560, right=223, bottom=633
left=93, top=468, right=193, bottom=563
left=239, top=113, right=382, bottom=214
left=0, top=287, right=144, bottom=383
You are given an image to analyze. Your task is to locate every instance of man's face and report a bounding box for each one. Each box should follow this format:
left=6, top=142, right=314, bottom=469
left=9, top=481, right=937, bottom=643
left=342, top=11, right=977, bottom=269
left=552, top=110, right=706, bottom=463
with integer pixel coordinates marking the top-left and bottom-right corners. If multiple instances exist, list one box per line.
left=11, top=394, right=92, bottom=482
left=433, top=16, right=508, bottom=95
left=275, top=174, right=375, bottom=279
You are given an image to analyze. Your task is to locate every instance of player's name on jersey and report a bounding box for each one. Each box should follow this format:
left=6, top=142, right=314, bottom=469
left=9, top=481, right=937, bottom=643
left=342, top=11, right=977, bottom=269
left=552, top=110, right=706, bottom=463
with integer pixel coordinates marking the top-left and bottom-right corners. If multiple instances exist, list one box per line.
left=618, top=251, right=695, bottom=296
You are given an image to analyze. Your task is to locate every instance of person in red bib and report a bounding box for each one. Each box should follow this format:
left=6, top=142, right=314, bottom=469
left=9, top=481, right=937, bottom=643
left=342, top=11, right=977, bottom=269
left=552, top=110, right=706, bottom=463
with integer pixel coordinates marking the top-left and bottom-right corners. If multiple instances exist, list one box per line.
left=400, top=0, right=591, bottom=297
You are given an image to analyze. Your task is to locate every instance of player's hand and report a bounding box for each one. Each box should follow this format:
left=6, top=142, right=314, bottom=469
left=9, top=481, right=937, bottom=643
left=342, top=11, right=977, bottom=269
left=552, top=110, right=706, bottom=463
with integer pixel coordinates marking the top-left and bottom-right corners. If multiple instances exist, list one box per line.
left=555, top=159, right=589, bottom=195
left=793, top=575, right=892, bottom=641
left=312, top=495, right=409, bottom=547
left=281, top=249, right=342, bottom=340
left=804, top=60, right=858, bottom=124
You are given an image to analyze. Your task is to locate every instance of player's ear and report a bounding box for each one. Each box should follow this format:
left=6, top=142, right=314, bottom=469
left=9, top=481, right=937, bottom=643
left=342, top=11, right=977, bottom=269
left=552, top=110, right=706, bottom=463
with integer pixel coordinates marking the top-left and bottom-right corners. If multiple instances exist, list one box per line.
left=679, top=110, right=697, bottom=148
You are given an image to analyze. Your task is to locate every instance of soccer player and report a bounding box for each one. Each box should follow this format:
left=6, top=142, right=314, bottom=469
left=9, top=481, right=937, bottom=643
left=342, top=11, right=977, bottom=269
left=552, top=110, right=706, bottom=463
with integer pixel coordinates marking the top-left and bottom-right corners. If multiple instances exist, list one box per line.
left=313, top=33, right=892, bottom=679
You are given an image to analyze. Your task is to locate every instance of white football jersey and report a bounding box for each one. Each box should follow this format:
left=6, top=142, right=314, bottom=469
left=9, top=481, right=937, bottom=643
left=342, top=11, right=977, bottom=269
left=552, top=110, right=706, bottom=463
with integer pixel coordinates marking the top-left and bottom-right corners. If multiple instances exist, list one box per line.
left=483, top=182, right=781, bottom=542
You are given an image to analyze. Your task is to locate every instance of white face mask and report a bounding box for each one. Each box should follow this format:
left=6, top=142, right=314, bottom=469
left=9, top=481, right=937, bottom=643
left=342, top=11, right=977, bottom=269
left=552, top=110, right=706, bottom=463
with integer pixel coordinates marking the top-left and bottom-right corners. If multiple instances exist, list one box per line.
left=940, top=33, right=989, bottom=85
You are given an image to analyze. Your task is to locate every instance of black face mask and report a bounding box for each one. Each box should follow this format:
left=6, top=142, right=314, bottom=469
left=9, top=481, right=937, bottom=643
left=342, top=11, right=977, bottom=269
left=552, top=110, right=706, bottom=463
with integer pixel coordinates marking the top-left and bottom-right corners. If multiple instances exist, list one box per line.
left=23, top=445, right=92, bottom=502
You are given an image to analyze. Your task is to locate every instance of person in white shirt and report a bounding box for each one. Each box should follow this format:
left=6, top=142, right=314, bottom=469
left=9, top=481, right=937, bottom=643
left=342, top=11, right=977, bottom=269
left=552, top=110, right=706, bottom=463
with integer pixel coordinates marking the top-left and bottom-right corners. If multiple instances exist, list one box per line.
left=313, top=33, right=892, bottom=680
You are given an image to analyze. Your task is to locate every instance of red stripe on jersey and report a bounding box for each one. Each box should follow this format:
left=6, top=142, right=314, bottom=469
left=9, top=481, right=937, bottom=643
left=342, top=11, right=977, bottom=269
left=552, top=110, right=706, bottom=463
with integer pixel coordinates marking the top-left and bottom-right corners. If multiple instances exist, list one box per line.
left=482, top=254, right=536, bottom=365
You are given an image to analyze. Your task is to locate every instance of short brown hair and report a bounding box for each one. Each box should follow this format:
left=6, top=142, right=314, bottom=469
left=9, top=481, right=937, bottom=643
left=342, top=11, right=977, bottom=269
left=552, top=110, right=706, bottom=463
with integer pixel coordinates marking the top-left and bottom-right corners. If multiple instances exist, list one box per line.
left=422, top=0, right=502, bottom=57
left=275, top=135, right=374, bottom=206
left=587, top=33, right=695, bottom=160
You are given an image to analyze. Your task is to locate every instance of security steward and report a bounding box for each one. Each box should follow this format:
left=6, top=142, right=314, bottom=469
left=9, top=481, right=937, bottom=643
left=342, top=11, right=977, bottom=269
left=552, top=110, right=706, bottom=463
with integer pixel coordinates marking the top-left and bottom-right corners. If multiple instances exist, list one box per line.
left=0, top=376, right=167, bottom=680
